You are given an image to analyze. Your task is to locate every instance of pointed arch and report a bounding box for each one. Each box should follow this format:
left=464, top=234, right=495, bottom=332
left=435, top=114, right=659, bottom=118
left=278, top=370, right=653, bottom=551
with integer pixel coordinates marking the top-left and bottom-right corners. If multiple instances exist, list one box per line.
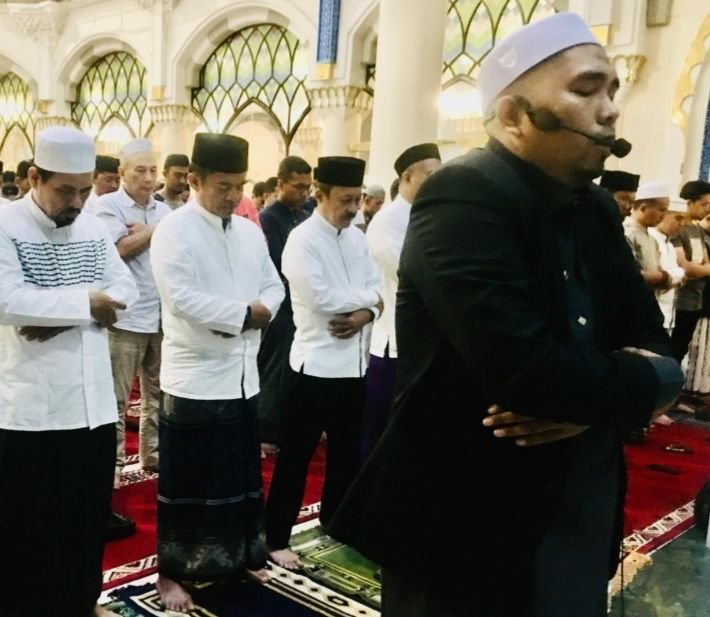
left=191, top=23, right=311, bottom=150
left=71, top=51, right=153, bottom=139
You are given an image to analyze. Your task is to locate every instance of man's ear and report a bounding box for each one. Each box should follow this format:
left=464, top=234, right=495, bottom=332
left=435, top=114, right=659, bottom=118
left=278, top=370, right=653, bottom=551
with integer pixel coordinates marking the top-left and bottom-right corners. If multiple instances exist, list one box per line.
left=495, top=95, right=527, bottom=137
left=27, top=166, right=40, bottom=189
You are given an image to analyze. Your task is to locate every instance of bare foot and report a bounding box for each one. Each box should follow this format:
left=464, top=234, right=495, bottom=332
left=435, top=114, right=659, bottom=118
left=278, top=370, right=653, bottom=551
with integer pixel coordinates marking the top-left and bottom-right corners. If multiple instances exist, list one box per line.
left=156, top=574, right=194, bottom=612
left=245, top=567, right=271, bottom=584
left=94, top=604, right=121, bottom=617
left=269, top=547, right=303, bottom=570
left=260, top=442, right=279, bottom=456
left=653, top=413, right=674, bottom=425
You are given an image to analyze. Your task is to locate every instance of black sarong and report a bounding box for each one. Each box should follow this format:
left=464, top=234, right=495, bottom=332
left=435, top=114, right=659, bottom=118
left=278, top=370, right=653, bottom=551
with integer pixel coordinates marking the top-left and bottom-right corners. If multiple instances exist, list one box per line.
left=157, top=394, right=267, bottom=581
left=0, top=424, right=115, bottom=617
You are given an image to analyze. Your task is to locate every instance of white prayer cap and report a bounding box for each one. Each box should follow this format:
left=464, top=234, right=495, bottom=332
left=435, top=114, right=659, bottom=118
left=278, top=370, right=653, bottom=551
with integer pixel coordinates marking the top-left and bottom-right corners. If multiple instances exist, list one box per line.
left=635, top=181, right=670, bottom=201
left=668, top=196, right=687, bottom=213
left=34, top=127, right=95, bottom=174
left=119, top=138, right=154, bottom=162
left=364, top=183, right=386, bottom=199
left=478, top=12, right=599, bottom=114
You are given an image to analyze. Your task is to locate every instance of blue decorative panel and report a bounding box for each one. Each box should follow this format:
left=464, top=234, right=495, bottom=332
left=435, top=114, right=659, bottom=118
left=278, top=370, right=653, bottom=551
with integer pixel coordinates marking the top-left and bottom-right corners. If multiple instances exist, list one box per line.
left=700, top=92, right=710, bottom=181
left=317, top=0, right=340, bottom=64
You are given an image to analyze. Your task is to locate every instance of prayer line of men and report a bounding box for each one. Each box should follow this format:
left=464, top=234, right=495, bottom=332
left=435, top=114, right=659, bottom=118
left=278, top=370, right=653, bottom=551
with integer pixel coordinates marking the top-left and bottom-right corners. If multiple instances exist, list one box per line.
left=0, top=126, right=440, bottom=615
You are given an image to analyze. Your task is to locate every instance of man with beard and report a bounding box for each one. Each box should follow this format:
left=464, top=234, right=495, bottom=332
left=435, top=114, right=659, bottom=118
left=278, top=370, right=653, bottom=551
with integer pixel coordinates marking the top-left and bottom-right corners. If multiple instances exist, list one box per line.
left=257, top=156, right=312, bottom=451
left=265, top=156, right=382, bottom=570
left=0, top=126, right=137, bottom=617
left=154, top=153, right=190, bottom=209
left=329, top=13, right=682, bottom=617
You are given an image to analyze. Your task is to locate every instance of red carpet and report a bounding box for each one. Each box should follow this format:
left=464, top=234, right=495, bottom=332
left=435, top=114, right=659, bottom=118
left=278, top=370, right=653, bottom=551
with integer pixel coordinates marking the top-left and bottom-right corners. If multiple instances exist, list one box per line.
left=103, top=430, right=326, bottom=588
left=105, top=421, right=710, bottom=588
left=623, top=421, right=710, bottom=550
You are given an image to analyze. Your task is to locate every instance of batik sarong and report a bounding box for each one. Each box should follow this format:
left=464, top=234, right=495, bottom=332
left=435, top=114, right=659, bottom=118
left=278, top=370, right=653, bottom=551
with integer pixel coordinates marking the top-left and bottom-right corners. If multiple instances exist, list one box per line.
left=157, top=394, right=267, bottom=581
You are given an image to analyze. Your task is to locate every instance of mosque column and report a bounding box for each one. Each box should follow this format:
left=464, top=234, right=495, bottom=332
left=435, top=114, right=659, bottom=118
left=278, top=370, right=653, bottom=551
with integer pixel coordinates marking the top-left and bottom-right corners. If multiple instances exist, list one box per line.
left=367, top=0, right=448, bottom=185
left=148, top=104, right=201, bottom=160
left=309, top=86, right=372, bottom=158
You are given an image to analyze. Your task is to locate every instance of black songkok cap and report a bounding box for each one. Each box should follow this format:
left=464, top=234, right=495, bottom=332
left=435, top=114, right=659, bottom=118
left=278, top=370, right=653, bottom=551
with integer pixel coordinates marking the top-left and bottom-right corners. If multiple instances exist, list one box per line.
left=95, top=155, right=119, bottom=174
left=394, top=142, right=441, bottom=176
left=191, top=133, right=248, bottom=173
left=314, top=156, right=366, bottom=188
left=164, top=153, right=189, bottom=169
left=599, top=170, right=640, bottom=192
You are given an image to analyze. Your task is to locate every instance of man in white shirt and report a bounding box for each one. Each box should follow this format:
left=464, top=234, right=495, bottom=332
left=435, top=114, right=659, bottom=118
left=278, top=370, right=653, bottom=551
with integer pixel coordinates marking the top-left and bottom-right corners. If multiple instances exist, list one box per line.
left=83, top=155, right=121, bottom=214
left=265, top=156, right=382, bottom=570
left=650, top=198, right=687, bottom=331
left=0, top=127, right=137, bottom=617
left=353, top=183, right=386, bottom=232
left=360, top=143, right=441, bottom=461
left=94, top=139, right=170, bottom=484
left=151, top=133, right=284, bottom=612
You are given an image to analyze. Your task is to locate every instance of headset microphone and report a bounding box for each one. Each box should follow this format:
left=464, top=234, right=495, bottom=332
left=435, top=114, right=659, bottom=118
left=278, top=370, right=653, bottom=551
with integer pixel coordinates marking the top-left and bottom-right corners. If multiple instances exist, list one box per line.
left=523, top=104, right=632, bottom=159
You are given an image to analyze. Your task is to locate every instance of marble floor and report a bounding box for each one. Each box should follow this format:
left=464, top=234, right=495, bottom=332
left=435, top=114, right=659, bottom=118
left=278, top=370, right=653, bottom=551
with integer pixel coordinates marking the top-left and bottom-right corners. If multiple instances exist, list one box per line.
left=609, top=526, right=710, bottom=617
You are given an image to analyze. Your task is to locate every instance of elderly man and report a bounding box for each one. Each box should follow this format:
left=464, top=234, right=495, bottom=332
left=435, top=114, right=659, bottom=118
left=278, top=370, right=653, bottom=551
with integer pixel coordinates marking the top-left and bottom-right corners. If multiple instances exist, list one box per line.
left=265, top=156, right=382, bottom=570
left=359, top=143, right=441, bottom=461
left=151, top=133, right=284, bottom=612
left=0, top=127, right=137, bottom=617
left=154, top=153, right=190, bottom=209
left=94, top=139, right=170, bottom=485
left=330, top=13, right=682, bottom=617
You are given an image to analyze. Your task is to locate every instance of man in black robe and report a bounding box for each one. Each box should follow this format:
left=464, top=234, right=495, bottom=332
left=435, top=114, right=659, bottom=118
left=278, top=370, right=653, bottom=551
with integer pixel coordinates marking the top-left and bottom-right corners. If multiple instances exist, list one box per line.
left=329, top=12, right=682, bottom=617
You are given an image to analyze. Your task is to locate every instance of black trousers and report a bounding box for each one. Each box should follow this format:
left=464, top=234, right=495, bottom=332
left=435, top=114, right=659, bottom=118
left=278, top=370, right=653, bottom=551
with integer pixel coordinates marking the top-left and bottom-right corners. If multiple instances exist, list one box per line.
left=670, top=309, right=701, bottom=362
left=381, top=570, right=473, bottom=617
left=256, top=299, right=296, bottom=445
left=0, top=423, right=115, bottom=617
left=265, top=370, right=365, bottom=549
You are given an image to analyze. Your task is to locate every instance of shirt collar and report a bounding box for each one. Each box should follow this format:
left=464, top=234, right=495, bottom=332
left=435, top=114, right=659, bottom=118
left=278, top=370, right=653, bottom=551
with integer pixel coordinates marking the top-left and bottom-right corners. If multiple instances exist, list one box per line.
left=624, top=217, right=648, bottom=234
left=117, top=185, right=157, bottom=210
left=312, top=207, right=346, bottom=237
left=190, top=197, right=232, bottom=232
left=27, top=191, right=60, bottom=230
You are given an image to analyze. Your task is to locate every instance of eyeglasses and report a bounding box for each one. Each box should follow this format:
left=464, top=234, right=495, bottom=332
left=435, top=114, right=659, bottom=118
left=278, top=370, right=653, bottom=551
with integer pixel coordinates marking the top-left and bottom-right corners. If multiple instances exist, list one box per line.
left=287, top=182, right=312, bottom=192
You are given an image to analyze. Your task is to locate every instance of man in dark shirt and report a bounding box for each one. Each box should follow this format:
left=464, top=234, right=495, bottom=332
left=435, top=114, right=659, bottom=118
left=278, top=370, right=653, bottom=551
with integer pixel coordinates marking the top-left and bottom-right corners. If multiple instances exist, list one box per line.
left=257, top=156, right=313, bottom=449
left=670, top=180, right=710, bottom=362
left=329, top=13, right=682, bottom=617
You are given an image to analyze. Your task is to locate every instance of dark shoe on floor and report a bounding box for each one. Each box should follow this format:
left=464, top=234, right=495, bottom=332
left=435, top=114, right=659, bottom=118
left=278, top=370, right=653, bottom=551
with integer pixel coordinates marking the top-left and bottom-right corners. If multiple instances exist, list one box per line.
left=106, top=510, right=136, bottom=541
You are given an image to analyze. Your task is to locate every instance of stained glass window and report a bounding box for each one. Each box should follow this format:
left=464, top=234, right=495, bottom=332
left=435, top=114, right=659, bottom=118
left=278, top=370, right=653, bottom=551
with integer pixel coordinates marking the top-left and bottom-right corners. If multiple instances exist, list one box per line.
left=72, top=52, right=152, bottom=139
left=0, top=72, right=35, bottom=151
left=192, top=24, right=311, bottom=147
left=443, top=0, right=557, bottom=88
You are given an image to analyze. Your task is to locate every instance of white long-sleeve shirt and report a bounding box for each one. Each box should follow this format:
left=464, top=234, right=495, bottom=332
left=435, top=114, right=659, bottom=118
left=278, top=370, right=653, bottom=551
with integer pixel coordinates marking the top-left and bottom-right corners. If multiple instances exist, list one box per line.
left=366, top=195, right=411, bottom=358
left=0, top=194, right=138, bottom=431
left=650, top=227, right=686, bottom=331
left=282, top=208, right=381, bottom=378
left=151, top=199, right=284, bottom=400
